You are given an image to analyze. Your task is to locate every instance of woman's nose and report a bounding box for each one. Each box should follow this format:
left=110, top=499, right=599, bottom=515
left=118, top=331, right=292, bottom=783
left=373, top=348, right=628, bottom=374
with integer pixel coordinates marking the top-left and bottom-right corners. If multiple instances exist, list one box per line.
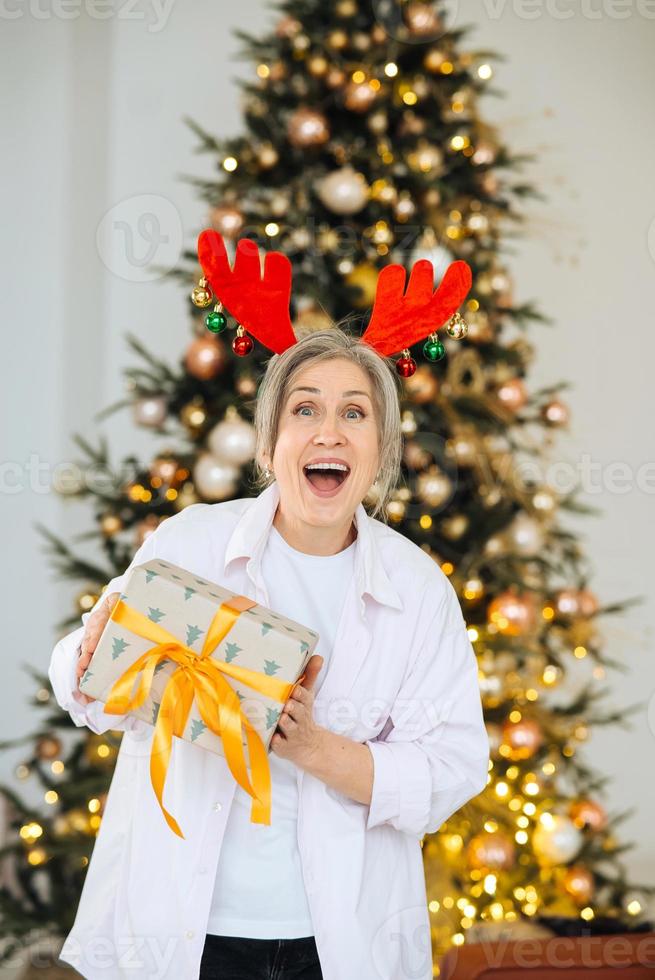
left=313, top=414, right=346, bottom=441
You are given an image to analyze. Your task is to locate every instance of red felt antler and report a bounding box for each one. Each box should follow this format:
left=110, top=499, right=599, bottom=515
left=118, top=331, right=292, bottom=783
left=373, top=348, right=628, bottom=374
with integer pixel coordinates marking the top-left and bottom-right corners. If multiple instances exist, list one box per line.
left=360, top=258, right=473, bottom=357
left=197, top=230, right=298, bottom=355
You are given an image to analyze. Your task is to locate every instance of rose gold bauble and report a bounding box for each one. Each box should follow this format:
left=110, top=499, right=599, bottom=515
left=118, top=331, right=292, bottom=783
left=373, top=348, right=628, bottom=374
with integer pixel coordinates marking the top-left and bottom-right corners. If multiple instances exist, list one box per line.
left=541, top=398, right=570, bottom=427
left=269, top=61, right=287, bottom=82
left=275, top=15, right=301, bottom=38
left=135, top=514, right=161, bottom=547
left=149, top=455, right=180, bottom=486
left=209, top=205, right=244, bottom=239
left=257, top=143, right=279, bottom=169
left=236, top=374, right=257, bottom=397
left=569, top=799, right=608, bottom=832
left=326, top=67, right=347, bottom=89
left=554, top=588, right=581, bottom=619
left=577, top=589, right=599, bottom=617
left=308, top=55, right=329, bottom=77
left=404, top=1, right=442, bottom=36
left=466, top=832, right=515, bottom=871
left=404, top=364, right=439, bottom=403
left=36, top=736, right=62, bottom=760
left=496, top=377, right=528, bottom=413
left=417, top=467, right=453, bottom=509
left=501, top=717, right=543, bottom=761
left=185, top=337, right=227, bottom=380
left=395, top=193, right=417, bottom=222
left=403, top=441, right=431, bottom=471
left=562, top=865, right=595, bottom=904
left=487, top=590, right=537, bottom=636
left=344, top=80, right=378, bottom=112
left=287, top=107, right=330, bottom=148
left=133, top=394, right=167, bottom=428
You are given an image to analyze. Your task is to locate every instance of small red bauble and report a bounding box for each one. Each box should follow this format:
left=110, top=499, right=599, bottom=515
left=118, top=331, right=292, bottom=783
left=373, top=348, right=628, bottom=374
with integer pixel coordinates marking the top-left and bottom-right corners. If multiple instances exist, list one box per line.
left=232, top=334, right=254, bottom=357
left=396, top=350, right=417, bottom=377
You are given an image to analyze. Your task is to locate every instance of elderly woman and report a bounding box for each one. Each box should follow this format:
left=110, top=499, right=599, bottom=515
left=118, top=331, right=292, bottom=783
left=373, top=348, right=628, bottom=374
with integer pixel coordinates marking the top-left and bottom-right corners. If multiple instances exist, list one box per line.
left=49, top=328, right=489, bottom=980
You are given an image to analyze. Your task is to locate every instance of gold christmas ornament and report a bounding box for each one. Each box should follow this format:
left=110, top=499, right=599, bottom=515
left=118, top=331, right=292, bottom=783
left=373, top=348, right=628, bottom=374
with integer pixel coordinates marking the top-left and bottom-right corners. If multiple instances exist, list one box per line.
left=577, top=589, right=599, bottom=617
left=441, top=513, right=469, bottom=540
left=344, top=262, right=379, bottom=307
left=394, top=192, right=417, bottom=222
left=236, top=374, right=257, bottom=397
left=209, top=205, right=245, bottom=240
left=174, top=483, right=201, bottom=511
left=100, top=514, right=122, bottom=537
left=407, top=140, right=444, bottom=174
left=191, top=276, right=213, bottom=308
left=180, top=398, right=207, bottom=433
left=287, top=106, right=330, bottom=147
left=562, top=865, right=595, bottom=905
left=466, top=831, right=515, bottom=871
left=257, top=143, right=279, bottom=169
left=336, top=0, right=357, bottom=14
left=326, top=29, right=349, bottom=50
left=149, top=455, right=180, bottom=487
left=569, top=799, right=608, bottom=832
left=424, top=47, right=446, bottom=72
left=268, top=61, right=287, bottom=83
left=487, top=589, right=537, bottom=636
left=501, top=717, right=543, bottom=760
left=207, top=412, right=256, bottom=466
left=185, top=336, right=228, bottom=380
left=554, top=588, right=581, bottom=618
left=446, top=311, right=468, bottom=340
left=367, top=110, right=388, bottom=134
left=403, top=441, right=432, bottom=471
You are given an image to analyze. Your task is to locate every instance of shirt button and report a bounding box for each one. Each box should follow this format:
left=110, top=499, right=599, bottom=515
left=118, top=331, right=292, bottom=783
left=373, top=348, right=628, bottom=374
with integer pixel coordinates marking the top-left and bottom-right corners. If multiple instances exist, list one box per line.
left=186, top=930, right=195, bottom=940
left=212, top=802, right=222, bottom=811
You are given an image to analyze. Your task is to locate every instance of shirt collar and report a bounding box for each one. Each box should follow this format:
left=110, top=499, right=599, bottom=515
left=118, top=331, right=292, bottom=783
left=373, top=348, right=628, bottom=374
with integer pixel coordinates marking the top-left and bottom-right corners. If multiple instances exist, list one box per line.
left=223, top=482, right=403, bottom=616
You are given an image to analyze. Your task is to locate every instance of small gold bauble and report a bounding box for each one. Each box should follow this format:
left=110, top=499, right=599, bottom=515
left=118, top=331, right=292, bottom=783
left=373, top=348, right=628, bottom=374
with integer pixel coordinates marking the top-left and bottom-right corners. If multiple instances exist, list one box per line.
left=236, top=374, right=258, bottom=397
left=446, top=311, right=469, bottom=339
left=36, top=736, right=62, bottom=761
left=180, top=398, right=207, bottom=432
left=191, top=282, right=213, bottom=308
left=404, top=1, right=443, bottom=37
left=308, top=55, right=329, bottom=77
left=326, top=29, right=348, bottom=50
left=344, top=262, right=379, bottom=307
left=257, top=143, right=279, bottom=169
left=336, top=0, right=357, bottom=15
left=417, top=466, right=452, bottom=508
left=441, top=513, right=469, bottom=540
left=326, top=67, right=346, bottom=89
left=100, top=514, right=123, bottom=537
left=424, top=47, right=446, bottom=73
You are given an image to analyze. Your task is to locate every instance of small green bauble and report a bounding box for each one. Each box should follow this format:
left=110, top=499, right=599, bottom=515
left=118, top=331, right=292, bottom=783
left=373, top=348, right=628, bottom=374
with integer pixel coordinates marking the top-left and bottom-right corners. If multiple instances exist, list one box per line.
left=423, top=337, right=445, bottom=362
left=206, top=310, right=227, bottom=333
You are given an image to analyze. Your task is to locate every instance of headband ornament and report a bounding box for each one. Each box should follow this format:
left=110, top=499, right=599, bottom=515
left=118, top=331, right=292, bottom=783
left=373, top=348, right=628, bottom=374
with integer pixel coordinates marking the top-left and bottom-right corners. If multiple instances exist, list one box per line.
left=191, top=230, right=473, bottom=378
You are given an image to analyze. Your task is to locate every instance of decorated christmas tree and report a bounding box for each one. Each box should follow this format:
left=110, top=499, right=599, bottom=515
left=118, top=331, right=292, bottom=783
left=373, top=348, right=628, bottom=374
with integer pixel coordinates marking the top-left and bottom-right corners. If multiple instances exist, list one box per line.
left=2, top=0, right=653, bottom=969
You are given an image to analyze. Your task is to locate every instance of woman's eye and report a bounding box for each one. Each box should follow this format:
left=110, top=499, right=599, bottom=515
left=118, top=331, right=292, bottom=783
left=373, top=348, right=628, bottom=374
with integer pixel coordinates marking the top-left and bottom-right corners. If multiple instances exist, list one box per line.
left=293, top=405, right=365, bottom=419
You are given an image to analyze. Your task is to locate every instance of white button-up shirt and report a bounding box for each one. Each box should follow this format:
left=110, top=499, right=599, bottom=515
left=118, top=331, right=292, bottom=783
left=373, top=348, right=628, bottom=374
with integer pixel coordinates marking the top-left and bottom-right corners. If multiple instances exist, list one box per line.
left=49, top=481, right=489, bottom=980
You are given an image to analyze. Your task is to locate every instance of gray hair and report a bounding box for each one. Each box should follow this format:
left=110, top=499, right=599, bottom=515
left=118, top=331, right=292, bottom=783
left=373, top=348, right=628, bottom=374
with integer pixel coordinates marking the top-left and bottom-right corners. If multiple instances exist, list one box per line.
left=249, top=327, right=404, bottom=521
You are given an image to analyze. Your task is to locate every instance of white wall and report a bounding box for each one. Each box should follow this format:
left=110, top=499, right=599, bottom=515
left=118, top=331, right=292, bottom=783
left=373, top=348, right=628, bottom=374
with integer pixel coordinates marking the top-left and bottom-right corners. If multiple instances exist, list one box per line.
left=2, top=0, right=653, bottom=922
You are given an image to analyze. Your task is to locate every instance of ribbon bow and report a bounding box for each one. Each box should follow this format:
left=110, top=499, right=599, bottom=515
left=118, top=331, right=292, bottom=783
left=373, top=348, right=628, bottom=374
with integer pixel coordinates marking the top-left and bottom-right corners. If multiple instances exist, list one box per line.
left=102, top=596, right=303, bottom=838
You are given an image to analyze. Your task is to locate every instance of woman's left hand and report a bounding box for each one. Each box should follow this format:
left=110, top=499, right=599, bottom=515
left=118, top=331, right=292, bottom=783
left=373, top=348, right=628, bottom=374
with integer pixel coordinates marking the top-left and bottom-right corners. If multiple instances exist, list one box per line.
left=270, top=654, right=324, bottom=768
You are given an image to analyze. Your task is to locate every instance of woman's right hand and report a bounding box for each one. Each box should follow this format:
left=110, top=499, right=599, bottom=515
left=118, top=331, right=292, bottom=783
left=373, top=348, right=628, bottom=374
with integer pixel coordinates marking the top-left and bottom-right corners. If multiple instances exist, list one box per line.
left=74, top=592, right=121, bottom=705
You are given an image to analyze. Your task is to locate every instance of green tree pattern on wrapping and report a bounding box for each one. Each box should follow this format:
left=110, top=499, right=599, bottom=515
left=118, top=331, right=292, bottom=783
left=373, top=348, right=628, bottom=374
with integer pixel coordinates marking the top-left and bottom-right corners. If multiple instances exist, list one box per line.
left=224, top=641, right=241, bottom=663
left=147, top=608, right=165, bottom=623
left=266, top=706, right=281, bottom=730
left=145, top=569, right=159, bottom=584
left=263, top=660, right=281, bottom=675
left=261, top=623, right=273, bottom=636
left=184, top=587, right=196, bottom=601
left=186, top=624, right=204, bottom=646
left=111, top=637, right=129, bottom=661
left=190, top=718, right=207, bottom=741
left=151, top=701, right=160, bottom=725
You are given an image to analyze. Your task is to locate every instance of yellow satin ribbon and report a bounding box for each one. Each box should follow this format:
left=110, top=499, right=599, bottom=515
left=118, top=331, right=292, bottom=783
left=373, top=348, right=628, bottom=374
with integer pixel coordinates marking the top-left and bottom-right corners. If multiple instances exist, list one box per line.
left=102, top=596, right=303, bottom=839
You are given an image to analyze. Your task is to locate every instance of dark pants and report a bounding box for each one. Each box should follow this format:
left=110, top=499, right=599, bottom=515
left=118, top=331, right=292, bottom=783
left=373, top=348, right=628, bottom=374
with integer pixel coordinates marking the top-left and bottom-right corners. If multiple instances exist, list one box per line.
left=199, top=933, right=323, bottom=979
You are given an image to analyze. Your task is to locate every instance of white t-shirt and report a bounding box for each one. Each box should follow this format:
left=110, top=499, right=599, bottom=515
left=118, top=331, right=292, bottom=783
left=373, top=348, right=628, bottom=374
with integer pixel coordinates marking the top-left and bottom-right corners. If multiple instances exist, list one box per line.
left=207, top=522, right=357, bottom=939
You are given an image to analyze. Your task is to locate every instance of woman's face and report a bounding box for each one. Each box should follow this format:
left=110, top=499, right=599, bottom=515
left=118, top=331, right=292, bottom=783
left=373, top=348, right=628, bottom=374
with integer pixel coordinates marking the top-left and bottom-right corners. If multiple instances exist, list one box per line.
left=264, top=358, right=380, bottom=530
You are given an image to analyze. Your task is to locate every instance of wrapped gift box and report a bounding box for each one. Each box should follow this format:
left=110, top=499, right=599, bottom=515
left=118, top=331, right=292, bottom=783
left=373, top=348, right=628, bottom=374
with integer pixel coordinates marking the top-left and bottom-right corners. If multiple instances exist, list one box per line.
left=79, top=557, right=319, bottom=835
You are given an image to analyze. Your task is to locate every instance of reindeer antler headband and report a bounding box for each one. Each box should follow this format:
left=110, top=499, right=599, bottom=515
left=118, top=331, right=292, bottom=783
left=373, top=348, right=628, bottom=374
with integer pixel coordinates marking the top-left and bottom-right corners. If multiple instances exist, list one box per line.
left=191, top=230, right=473, bottom=378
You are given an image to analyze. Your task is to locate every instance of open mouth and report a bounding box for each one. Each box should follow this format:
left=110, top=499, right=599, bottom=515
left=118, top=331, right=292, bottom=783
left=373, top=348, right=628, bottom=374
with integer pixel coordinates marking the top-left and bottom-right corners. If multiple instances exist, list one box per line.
left=303, top=463, right=351, bottom=498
